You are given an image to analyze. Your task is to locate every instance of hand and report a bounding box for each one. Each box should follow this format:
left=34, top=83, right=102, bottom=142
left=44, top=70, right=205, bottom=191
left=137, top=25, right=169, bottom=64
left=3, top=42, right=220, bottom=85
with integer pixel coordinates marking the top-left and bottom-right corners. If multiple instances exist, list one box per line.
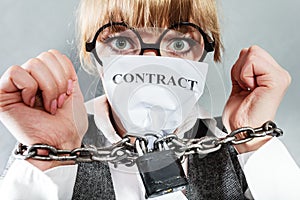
left=0, top=50, right=88, bottom=170
left=222, top=46, right=291, bottom=153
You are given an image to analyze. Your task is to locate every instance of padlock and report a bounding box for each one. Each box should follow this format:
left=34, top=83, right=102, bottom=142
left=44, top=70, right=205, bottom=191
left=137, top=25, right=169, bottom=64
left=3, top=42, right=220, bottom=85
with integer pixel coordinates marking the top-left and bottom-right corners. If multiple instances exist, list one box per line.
left=136, top=149, right=188, bottom=199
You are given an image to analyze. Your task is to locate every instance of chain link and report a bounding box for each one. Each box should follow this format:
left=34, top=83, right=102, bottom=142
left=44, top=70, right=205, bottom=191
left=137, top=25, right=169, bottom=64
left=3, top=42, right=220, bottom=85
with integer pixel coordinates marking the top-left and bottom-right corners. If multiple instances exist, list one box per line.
left=14, top=121, right=283, bottom=167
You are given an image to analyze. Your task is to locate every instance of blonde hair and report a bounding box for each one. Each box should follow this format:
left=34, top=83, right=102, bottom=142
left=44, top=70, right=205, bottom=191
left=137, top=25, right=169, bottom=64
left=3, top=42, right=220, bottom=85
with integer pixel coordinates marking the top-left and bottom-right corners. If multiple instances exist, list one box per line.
left=77, top=0, right=223, bottom=74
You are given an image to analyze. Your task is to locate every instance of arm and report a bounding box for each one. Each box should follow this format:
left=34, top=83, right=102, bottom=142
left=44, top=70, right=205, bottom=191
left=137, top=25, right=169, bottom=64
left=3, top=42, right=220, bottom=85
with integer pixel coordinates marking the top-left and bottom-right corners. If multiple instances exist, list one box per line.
left=0, top=50, right=88, bottom=199
left=0, top=50, right=88, bottom=170
left=222, top=45, right=291, bottom=153
left=238, top=137, right=300, bottom=199
left=0, top=159, right=78, bottom=200
left=223, top=45, right=299, bottom=198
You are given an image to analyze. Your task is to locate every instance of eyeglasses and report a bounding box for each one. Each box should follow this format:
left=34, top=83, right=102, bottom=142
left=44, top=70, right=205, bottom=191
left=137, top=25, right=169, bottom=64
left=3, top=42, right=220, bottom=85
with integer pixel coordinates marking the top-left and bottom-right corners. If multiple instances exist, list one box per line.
left=86, top=22, right=215, bottom=66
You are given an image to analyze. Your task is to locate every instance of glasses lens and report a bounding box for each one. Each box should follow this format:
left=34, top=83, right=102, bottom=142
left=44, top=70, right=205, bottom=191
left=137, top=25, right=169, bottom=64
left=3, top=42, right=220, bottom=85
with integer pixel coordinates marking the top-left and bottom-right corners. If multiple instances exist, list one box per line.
left=94, top=24, right=205, bottom=62
left=95, top=25, right=141, bottom=59
left=160, top=25, right=205, bottom=61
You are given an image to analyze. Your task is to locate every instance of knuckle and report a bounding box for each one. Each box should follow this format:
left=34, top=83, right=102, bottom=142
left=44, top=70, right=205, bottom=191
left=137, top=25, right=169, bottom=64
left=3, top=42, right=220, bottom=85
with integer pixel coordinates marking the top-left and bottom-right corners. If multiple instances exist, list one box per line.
left=286, top=71, right=292, bottom=85
left=238, top=48, right=248, bottom=58
left=24, top=58, right=43, bottom=70
left=241, top=48, right=248, bottom=54
left=38, top=51, right=54, bottom=59
left=239, top=72, right=246, bottom=82
left=282, top=69, right=292, bottom=86
left=6, top=65, right=22, bottom=76
left=28, top=79, right=38, bottom=90
left=231, top=63, right=240, bottom=79
left=231, top=64, right=237, bottom=74
left=248, top=45, right=261, bottom=54
left=56, top=78, right=68, bottom=91
left=0, top=66, right=21, bottom=89
left=48, top=49, right=61, bottom=55
left=43, top=83, right=58, bottom=97
left=245, top=52, right=256, bottom=64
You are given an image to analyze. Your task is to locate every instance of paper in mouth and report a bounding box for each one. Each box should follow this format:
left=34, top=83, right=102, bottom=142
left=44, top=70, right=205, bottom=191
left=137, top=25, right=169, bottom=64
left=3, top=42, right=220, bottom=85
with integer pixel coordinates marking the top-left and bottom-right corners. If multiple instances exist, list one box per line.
left=101, top=55, right=208, bottom=136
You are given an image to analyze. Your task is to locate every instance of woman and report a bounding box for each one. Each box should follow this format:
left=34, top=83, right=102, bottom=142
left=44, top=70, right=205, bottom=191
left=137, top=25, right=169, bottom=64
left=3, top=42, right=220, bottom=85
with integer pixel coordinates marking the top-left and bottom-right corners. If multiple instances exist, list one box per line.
left=0, top=0, right=299, bottom=199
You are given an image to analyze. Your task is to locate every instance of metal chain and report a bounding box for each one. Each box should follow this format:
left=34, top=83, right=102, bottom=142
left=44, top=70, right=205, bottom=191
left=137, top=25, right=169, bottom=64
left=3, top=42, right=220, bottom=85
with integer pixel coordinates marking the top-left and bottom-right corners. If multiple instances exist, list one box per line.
left=14, top=121, right=283, bottom=167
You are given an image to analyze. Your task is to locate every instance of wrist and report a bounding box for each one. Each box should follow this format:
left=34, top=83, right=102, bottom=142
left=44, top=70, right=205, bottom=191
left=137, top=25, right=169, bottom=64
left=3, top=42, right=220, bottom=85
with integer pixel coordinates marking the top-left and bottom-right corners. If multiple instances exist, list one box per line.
left=224, top=121, right=281, bottom=154
left=27, top=159, right=75, bottom=171
left=15, top=143, right=79, bottom=171
left=234, top=136, right=272, bottom=154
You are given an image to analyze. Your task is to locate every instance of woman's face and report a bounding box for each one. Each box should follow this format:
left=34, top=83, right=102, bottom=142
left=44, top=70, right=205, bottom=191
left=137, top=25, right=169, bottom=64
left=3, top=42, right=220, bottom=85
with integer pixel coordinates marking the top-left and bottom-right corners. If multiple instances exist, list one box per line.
left=91, top=22, right=206, bottom=64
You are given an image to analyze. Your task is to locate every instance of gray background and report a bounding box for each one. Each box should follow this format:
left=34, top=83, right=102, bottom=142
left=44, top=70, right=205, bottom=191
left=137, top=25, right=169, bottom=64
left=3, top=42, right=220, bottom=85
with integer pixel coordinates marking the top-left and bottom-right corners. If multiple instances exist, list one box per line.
left=0, top=0, right=299, bottom=174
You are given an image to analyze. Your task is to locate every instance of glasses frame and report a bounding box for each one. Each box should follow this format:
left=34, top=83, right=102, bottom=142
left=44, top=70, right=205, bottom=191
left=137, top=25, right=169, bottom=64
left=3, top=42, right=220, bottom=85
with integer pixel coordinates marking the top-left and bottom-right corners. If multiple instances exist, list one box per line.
left=86, top=21, right=215, bottom=66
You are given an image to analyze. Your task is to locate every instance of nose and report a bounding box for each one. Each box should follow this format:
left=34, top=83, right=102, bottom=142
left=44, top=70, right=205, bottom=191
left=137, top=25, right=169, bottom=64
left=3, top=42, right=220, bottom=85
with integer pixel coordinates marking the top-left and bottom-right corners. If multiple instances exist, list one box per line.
left=141, top=49, right=160, bottom=56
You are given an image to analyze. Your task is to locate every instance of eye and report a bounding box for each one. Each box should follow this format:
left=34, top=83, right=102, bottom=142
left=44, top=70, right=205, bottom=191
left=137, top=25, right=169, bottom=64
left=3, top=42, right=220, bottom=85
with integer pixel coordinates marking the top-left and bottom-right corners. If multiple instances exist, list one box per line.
left=115, top=38, right=127, bottom=49
left=107, top=36, right=134, bottom=51
left=172, top=39, right=188, bottom=51
left=166, top=37, right=197, bottom=53
left=96, top=27, right=141, bottom=57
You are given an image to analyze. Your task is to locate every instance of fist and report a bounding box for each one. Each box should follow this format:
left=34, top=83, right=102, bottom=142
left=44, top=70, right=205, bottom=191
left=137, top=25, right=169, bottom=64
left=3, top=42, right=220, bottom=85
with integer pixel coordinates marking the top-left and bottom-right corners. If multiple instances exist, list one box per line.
left=223, top=46, right=291, bottom=152
left=0, top=50, right=88, bottom=160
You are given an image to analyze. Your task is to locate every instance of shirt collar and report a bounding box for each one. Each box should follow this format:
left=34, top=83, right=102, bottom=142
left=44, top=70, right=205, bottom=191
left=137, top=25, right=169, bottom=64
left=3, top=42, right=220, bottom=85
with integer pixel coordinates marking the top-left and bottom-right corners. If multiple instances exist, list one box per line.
left=85, top=95, right=227, bottom=144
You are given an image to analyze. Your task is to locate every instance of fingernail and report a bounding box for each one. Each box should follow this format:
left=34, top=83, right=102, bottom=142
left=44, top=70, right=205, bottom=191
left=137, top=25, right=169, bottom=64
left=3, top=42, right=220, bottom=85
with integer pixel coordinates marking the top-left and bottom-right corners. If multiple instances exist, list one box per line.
left=57, top=93, right=66, bottom=108
left=30, top=96, right=35, bottom=107
left=67, top=79, right=73, bottom=95
left=50, top=99, right=57, bottom=115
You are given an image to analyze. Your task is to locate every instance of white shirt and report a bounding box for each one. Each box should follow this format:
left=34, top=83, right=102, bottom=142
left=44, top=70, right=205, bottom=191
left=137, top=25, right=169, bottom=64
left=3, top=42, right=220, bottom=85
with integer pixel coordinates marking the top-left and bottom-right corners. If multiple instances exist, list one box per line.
left=1, top=96, right=300, bottom=200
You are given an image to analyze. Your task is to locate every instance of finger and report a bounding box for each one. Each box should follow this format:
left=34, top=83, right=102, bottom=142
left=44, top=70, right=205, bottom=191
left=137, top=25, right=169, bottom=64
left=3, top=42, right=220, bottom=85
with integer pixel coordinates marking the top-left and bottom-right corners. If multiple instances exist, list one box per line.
left=38, top=51, right=70, bottom=108
left=37, top=51, right=68, bottom=95
left=0, top=65, right=38, bottom=107
left=47, top=50, right=78, bottom=107
left=240, top=46, right=281, bottom=89
left=239, top=61, right=258, bottom=90
left=48, top=49, right=77, bottom=81
left=231, top=48, right=249, bottom=91
left=22, top=58, right=59, bottom=114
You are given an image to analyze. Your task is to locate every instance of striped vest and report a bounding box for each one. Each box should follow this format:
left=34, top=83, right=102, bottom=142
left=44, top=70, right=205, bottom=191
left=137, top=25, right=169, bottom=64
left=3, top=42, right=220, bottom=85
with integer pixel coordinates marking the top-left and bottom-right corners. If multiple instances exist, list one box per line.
left=72, top=115, right=248, bottom=200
